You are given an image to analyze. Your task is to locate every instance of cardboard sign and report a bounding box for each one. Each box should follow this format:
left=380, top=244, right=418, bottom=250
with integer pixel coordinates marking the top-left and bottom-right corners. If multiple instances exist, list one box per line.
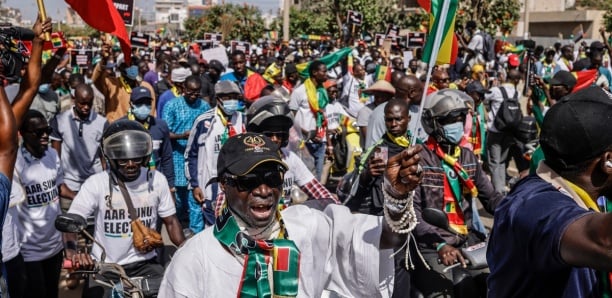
left=130, top=32, right=150, bottom=48
left=201, top=45, right=229, bottom=68
left=70, top=49, right=93, bottom=69
left=374, top=33, right=386, bottom=47
left=382, top=38, right=393, bottom=55
left=230, top=40, right=251, bottom=55
left=113, top=0, right=134, bottom=26
left=195, top=40, right=215, bottom=50
left=407, top=32, right=426, bottom=48
left=347, top=10, right=363, bottom=26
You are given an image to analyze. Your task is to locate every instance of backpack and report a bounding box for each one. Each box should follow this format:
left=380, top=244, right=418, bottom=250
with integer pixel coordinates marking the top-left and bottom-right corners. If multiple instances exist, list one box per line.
left=478, top=31, right=496, bottom=62
left=493, top=86, right=522, bottom=132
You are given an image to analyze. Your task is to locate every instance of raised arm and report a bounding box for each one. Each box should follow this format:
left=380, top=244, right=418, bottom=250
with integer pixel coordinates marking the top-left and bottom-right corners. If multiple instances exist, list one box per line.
left=12, top=16, right=52, bottom=127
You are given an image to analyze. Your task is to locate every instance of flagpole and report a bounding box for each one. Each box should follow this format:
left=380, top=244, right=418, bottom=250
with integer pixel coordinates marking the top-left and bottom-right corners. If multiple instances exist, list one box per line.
left=410, top=0, right=453, bottom=146
left=36, top=0, right=51, bottom=41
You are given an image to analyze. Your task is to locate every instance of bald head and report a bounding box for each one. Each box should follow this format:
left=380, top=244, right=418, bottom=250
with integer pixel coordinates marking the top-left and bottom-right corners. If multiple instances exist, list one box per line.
left=395, top=75, right=424, bottom=105
left=508, top=69, right=522, bottom=84
left=75, top=83, right=94, bottom=99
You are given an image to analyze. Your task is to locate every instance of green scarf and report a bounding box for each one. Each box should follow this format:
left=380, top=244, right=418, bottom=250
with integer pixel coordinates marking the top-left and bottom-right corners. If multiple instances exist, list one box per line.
left=213, top=206, right=300, bottom=297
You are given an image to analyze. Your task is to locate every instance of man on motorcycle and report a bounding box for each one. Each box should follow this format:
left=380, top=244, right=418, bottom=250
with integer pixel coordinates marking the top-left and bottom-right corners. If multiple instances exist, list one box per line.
left=411, top=89, right=503, bottom=298
left=65, top=119, right=185, bottom=297
left=487, top=86, right=612, bottom=297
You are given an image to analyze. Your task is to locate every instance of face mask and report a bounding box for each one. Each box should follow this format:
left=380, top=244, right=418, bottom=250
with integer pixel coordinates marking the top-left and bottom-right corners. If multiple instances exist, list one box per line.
left=132, top=104, right=152, bottom=121
left=38, top=83, right=50, bottom=94
left=442, top=122, right=464, bottom=144
left=219, top=99, right=243, bottom=115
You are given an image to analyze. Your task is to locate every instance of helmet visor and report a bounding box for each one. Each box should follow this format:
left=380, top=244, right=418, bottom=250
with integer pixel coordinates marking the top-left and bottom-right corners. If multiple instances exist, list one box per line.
left=103, top=130, right=152, bottom=160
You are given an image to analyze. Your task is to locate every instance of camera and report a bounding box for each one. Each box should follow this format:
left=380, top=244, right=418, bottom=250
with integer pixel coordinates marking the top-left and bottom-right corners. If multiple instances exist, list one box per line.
left=0, top=24, right=35, bottom=82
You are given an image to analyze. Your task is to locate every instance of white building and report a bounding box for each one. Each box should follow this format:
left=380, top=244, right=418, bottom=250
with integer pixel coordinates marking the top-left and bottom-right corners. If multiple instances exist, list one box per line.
left=155, top=0, right=188, bottom=29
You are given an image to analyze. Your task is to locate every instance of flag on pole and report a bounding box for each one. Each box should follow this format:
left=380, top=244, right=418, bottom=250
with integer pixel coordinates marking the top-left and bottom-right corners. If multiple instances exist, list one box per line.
left=572, top=69, right=598, bottom=93
left=65, top=0, right=132, bottom=64
left=417, top=0, right=459, bottom=65
left=572, top=24, right=584, bottom=43
left=296, top=47, right=353, bottom=78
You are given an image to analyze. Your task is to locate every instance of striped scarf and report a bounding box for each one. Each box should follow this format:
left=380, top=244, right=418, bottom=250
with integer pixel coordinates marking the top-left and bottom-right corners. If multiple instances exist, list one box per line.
left=304, top=77, right=328, bottom=139
left=427, top=138, right=478, bottom=235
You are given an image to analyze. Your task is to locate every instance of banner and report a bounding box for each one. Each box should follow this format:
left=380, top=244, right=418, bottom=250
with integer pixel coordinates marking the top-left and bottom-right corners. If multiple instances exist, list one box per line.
left=385, top=24, right=400, bottom=38
left=204, top=33, right=223, bottom=46
left=130, top=32, right=150, bottom=48
left=407, top=32, right=426, bottom=48
left=230, top=40, right=251, bottom=55
left=347, top=10, right=363, bottom=25
left=113, top=0, right=134, bottom=26
left=70, top=49, right=93, bottom=68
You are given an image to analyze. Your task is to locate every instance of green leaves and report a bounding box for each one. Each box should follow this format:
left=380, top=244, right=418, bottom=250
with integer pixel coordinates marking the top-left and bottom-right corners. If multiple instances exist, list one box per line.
left=183, top=4, right=266, bottom=43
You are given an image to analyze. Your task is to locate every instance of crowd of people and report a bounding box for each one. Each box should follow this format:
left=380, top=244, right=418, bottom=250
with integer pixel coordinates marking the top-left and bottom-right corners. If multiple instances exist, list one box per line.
left=0, top=14, right=611, bottom=298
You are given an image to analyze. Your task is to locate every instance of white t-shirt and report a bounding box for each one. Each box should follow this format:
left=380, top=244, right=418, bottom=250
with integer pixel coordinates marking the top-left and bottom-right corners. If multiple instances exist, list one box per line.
left=2, top=180, right=25, bottom=262
left=68, top=169, right=176, bottom=265
left=14, top=147, right=64, bottom=262
left=484, top=84, right=518, bottom=133
left=281, top=148, right=315, bottom=199
left=160, top=204, right=394, bottom=297
left=289, top=83, right=317, bottom=133
left=325, top=102, right=349, bottom=131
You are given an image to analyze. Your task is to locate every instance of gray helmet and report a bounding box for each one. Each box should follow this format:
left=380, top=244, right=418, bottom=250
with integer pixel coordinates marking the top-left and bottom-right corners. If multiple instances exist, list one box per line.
left=421, top=89, right=469, bottom=141
left=246, top=95, right=294, bottom=133
left=102, top=119, right=152, bottom=161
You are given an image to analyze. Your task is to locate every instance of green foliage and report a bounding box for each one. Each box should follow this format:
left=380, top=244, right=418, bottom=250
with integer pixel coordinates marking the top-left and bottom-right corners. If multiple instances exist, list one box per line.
left=577, top=0, right=612, bottom=32
left=455, top=0, right=521, bottom=35
left=53, top=24, right=99, bottom=38
left=183, top=4, right=266, bottom=43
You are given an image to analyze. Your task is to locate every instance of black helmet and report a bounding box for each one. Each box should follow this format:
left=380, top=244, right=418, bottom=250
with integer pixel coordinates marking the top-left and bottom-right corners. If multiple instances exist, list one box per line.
left=246, top=95, right=294, bottom=133
left=102, top=119, right=152, bottom=163
left=421, top=89, right=469, bottom=143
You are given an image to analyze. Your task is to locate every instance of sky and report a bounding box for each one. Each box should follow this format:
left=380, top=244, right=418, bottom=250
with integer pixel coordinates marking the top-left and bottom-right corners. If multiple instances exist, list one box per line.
left=5, top=0, right=279, bottom=23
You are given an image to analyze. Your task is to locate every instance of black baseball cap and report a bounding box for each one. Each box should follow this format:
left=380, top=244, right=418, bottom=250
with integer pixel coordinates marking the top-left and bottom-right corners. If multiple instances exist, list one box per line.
left=130, top=87, right=153, bottom=104
left=546, top=70, right=576, bottom=89
left=540, top=86, right=612, bottom=169
left=217, top=133, right=288, bottom=176
left=465, top=80, right=491, bottom=95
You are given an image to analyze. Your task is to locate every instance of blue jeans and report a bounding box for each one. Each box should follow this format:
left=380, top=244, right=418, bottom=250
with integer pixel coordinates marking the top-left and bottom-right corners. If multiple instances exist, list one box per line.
left=175, top=187, right=204, bottom=233
left=306, top=141, right=326, bottom=180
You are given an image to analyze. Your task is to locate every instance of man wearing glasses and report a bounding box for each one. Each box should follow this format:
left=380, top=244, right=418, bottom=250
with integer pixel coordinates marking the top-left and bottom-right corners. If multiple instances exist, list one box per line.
left=185, top=80, right=245, bottom=232
left=161, top=132, right=424, bottom=297
left=162, top=75, right=211, bottom=235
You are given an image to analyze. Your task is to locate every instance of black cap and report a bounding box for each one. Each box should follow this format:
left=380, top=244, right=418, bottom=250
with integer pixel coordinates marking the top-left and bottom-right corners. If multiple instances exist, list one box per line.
left=546, top=70, right=576, bottom=89
left=590, top=41, right=605, bottom=52
left=540, top=86, right=612, bottom=169
left=284, top=63, right=297, bottom=75
left=217, top=133, right=288, bottom=176
left=465, top=80, right=491, bottom=95
left=130, top=87, right=153, bottom=103
left=208, top=59, right=225, bottom=74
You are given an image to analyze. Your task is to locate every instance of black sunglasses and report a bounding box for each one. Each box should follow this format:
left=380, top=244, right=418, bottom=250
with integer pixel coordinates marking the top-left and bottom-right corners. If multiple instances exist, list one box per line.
left=224, top=171, right=284, bottom=192
left=28, top=127, right=53, bottom=137
left=262, top=131, right=289, bottom=139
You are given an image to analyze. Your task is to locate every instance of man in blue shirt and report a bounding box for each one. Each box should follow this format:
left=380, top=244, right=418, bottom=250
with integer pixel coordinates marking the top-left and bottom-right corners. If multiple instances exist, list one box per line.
left=487, top=86, right=612, bottom=297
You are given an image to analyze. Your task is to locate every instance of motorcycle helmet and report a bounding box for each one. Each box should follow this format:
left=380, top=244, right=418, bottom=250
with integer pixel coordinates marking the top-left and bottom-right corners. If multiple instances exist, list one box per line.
left=102, top=119, right=152, bottom=167
left=421, top=88, right=469, bottom=143
left=246, top=95, right=294, bottom=147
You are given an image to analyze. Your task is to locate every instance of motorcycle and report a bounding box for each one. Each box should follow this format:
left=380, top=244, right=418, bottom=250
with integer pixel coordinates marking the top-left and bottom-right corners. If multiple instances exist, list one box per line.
left=55, top=213, right=145, bottom=298
left=421, top=208, right=488, bottom=272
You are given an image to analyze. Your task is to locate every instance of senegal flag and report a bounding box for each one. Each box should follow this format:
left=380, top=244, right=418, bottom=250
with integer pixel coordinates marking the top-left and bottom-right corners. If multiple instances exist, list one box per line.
left=297, top=47, right=354, bottom=78
left=418, top=0, right=459, bottom=65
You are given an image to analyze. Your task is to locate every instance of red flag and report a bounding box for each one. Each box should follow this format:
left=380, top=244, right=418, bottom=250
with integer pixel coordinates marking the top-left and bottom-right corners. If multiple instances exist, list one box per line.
left=65, top=0, right=132, bottom=64
left=572, top=69, right=598, bottom=93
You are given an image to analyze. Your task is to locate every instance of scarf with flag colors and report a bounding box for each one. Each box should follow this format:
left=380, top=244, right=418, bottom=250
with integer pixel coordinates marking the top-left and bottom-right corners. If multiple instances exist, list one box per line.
left=427, top=138, right=479, bottom=235
left=418, top=0, right=459, bottom=65
left=65, top=0, right=132, bottom=64
left=304, top=78, right=329, bottom=139
left=213, top=205, right=300, bottom=298
left=572, top=69, right=598, bottom=93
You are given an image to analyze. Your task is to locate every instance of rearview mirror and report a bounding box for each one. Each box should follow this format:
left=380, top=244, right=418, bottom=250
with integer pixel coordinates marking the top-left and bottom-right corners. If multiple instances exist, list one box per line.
left=55, top=213, right=87, bottom=233
left=422, top=208, right=450, bottom=231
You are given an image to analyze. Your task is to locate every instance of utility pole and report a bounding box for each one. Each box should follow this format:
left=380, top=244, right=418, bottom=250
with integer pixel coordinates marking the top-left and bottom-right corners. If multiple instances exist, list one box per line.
left=523, top=0, right=530, bottom=39
left=282, top=0, right=290, bottom=42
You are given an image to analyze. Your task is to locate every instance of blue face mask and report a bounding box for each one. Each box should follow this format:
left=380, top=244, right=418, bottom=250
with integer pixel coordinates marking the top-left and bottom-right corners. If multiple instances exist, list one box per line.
left=442, top=122, right=464, bottom=144
left=220, top=99, right=243, bottom=115
left=38, top=83, right=50, bottom=94
left=132, top=104, right=152, bottom=121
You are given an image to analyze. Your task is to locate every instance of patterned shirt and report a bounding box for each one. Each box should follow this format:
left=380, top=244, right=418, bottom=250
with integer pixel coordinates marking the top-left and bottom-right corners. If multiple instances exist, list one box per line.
left=162, top=97, right=211, bottom=186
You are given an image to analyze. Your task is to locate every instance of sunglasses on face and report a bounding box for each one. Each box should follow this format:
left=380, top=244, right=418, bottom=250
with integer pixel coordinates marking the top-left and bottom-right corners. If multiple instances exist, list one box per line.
left=224, top=171, right=284, bottom=192
left=184, top=90, right=201, bottom=97
left=28, top=127, right=53, bottom=137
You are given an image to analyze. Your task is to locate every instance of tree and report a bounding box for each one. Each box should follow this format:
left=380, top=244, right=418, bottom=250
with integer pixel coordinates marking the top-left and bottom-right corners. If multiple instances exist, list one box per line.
left=577, top=0, right=612, bottom=32
left=183, top=4, right=266, bottom=43
left=455, top=0, right=521, bottom=35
